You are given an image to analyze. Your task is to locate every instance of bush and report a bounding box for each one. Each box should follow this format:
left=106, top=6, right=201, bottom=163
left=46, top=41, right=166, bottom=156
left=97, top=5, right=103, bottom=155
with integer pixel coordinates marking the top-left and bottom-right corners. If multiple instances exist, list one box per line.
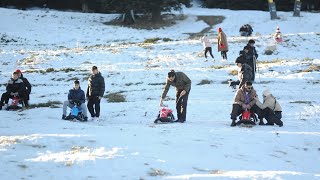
left=104, top=93, right=126, bottom=103
left=197, top=79, right=213, bottom=85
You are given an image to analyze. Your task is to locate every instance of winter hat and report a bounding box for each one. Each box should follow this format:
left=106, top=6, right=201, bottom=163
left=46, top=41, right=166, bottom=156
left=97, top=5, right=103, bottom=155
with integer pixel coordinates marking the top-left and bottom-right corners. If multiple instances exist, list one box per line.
left=263, top=89, right=271, bottom=97
left=218, top=27, right=222, bottom=32
left=235, top=56, right=244, bottom=64
left=91, top=66, right=98, bottom=71
left=276, top=27, right=280, bottom=33
left=15, top=69, right=21, bottom=73
left=248, top=39, right=255, bottom=44
left=168, top=69, right=175, bottom=78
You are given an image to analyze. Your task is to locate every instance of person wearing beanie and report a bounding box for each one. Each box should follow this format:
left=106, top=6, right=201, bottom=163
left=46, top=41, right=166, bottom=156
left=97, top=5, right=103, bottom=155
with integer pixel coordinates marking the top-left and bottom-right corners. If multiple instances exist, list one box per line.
left=160, top=69, right=191, bottom=123
left=254, top=89, right=283, bottom=127
left=0, top=72, right=26, bottom=110
left=62, top=80, right=88, bottom=121
left=87, top=66, right=105, bottom=120
left=243, top=39, right=258, bottom=81
left=16, top=69, right=31, bottom=107
left=274, top=27, right=283, bottom=42
left=217, top=27, right=228, bottom=61
left=200, top=35, right=215, bottom=61
left=235, top=57, right=253, bottom=89
left=230, top=81, right=263, bottom=126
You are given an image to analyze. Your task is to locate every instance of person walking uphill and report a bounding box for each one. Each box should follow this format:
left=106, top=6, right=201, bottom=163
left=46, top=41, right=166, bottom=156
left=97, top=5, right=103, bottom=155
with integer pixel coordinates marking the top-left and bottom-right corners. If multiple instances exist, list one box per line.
left=160, top=70, right=191, bottom=123
left=200, top=36, right=214, bottom=61
left=243, top=39, right=258, bottom=81
left=217, top=27, right=228, bottom=61
left=87, top=66, right=105, bottom=120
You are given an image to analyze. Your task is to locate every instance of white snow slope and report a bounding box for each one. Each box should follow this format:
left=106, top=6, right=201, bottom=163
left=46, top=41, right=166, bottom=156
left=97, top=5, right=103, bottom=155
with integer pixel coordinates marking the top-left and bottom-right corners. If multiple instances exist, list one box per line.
left=0, top=4, right=320, bottom=180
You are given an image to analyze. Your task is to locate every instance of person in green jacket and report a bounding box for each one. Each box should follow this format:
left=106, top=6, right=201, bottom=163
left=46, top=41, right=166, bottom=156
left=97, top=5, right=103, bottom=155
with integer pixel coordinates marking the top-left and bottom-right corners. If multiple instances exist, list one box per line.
left=160, top=70, right=191, bottom=123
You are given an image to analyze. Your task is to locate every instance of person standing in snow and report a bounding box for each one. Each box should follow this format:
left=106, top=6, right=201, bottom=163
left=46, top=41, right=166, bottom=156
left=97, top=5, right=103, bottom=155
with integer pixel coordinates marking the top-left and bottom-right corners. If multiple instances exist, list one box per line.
left=0, top=72, right=26, bottom=110
left=16, top=69, right=31, bottom=107
left=254, top=89, right=283, bottom=127
left=160, top=70, right=191, bottom=123
left=217, top=27, right=228, bottom=61
left=230, top=81, right=264, bottom=126
left=243, top=39, right=258, bottom=81
left=235, top=57, right=253, bottom=89
left=200, top=35, right=214, bottom=61
left=87, top=66, right=105, bottom=120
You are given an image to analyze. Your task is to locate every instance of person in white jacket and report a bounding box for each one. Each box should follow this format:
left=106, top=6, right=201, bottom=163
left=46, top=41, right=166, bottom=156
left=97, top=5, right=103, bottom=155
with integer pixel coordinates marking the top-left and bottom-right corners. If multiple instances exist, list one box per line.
left=200, top=36, right=214, bottom=61
left=254, top=89, right=283, bottom=127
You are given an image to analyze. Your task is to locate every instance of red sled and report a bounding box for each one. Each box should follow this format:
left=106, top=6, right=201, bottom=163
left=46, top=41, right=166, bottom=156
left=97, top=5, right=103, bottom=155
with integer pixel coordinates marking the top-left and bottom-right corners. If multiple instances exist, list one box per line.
left=275, top=38, right=283, bottom=43
left=236, top=110, right=257, bottom=126
left=154, top=106, right=175, bottom=123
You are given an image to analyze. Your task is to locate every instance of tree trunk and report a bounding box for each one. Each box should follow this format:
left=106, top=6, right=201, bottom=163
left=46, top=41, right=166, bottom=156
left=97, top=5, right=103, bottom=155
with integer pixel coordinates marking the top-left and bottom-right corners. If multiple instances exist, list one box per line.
left=81, top=0, right=89, bottom=13
left=123, top=10, right=135, bottom=25
left=151, top=5, right=162, bottom=22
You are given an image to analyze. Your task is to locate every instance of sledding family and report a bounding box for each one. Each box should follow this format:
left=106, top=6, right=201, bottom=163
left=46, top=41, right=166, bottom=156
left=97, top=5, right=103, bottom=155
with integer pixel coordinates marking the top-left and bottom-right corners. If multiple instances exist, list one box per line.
left=0, top=27, right=283, bottom=127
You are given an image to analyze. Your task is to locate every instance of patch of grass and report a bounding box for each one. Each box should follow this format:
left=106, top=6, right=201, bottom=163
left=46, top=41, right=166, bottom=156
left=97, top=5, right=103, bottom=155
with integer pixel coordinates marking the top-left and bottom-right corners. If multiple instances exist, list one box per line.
left=187, top=15, right=225, bottom=39
left=148, top=82, right=165, bottom=86
left=46, top=68, right=55, bottom=73
left=229, top=70, right=238, bottom=76
left=29, top=100, right=62, bottom=108
left=17, top=164, right=28, bottom=169
left=289, top=101, right=313, bottom=105
left=264, top=50, right=274, bottom=55
left=162, top=38, right=173, bottom=42
left=143, top=38, right=161, bottom=44
left=302, top=57, right=313, bottom=61
left=258, top=59, right=284, bottom=64
left=125, top=82, right=143, bottom=86
left=148, top=168, right=170, bottom=177
left=104, top=92, right=126, bottom=103
left=82, top=61, right=92, bottom=64
left=197, top=79, right=213, bottom=85
left=302, top=65, right=320, bottom=72
left=66, top=77, right=79, bottom=82
left=60, top=68, right=76, bottom=73
left=210, top=65, right=227, bottom=69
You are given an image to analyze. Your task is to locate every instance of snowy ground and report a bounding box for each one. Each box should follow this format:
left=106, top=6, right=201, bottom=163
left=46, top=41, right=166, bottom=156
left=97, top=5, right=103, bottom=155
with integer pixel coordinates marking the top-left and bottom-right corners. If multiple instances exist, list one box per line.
left=0, top=4, right=320, bottom=180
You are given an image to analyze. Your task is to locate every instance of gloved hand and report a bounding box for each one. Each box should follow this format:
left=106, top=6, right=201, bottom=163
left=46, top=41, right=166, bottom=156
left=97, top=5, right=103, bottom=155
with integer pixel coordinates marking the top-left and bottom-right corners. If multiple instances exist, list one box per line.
left=241, top=103, right=247, bottom=110
left=246, top=104, right=251, bottom=110
left=76, top=102, right=81, bottom=106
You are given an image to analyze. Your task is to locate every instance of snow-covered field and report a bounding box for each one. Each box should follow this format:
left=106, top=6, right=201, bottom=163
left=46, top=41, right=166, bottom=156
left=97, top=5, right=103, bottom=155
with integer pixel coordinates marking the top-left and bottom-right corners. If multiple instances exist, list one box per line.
left=0, top=3, right=320, bottom=180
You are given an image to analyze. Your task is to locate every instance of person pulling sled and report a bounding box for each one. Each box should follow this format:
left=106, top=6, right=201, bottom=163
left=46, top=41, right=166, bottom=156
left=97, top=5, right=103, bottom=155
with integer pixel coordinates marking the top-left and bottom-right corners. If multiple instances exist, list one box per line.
left=160, top=70, right=191, bottom=123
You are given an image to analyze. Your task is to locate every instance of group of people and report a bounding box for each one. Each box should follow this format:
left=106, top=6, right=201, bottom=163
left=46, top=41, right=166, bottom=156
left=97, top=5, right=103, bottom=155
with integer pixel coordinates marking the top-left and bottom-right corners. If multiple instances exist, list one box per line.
left=0, top=69, right=31, bottom=110
left=62, top=66, right=105, bottom=121
left=0, top=66, right=105, bottom=122
left=200, top=27, right=229, bottom=61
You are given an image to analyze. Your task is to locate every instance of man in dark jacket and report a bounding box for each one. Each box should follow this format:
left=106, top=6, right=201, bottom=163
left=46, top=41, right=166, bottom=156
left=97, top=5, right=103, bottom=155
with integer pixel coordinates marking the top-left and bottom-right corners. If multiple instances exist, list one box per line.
left=160, top=70, right=191, bottom=123
left=0, top=72, right=25, bottom=110
left=62, top=80, right=88, bottom=121
left=230, top=81, right=263, bottom=126
left=16, top=69, right=31, bottom=107
left=87, top=66, right=105, bottom=119
left=243, top=39, right=258, bottom=81
left=236, top=56, right=253, bottom=89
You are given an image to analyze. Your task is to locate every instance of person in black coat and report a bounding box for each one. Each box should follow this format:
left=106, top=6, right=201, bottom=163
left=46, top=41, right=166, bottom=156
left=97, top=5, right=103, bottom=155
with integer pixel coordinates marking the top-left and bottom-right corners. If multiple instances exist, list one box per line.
left=62, top=80, right=88, bottom=121
left=243, top=39, right=258, bottom=81
left=86, top=66, right=105, bottom=119
left=0, top=72, right=26, bottom=110
left=16, top=69, right=31, bottom=107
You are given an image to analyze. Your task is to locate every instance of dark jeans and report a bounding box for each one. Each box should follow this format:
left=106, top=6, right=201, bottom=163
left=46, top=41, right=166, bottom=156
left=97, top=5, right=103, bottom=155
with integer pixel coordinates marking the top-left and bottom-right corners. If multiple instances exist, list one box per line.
left=176, top=89, right=190, bottom=121
left=230, top=104, right=262, bottom=121
left=87, top=96, right=101, bottom=117
left=221, top=51, right=227, bottom=60
left=204, top=47, right=214, bottom=59
left=262, top=108, right=283, bottom=125
left=0, top=92, right=27, bottom=106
